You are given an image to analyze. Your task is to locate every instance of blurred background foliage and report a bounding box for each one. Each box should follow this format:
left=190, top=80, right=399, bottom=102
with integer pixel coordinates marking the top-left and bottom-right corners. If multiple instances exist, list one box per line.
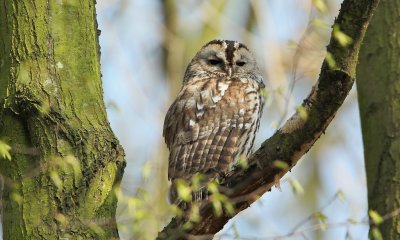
left=96, top=0, right=367, bottom=239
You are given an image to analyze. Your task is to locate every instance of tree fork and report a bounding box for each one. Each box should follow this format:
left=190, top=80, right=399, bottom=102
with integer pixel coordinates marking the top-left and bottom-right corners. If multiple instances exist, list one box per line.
left=158, top=0, right=380, bottom=239
left=0, top=1, right=125, bottom=239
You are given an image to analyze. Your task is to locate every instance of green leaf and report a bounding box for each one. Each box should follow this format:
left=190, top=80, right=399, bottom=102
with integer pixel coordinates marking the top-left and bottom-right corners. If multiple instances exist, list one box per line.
left=224, top=201, right=235, bottom=216
left=175, top=180, right=192, bottom=202
left=182, top=222, right=193, bottom=230
left=371, top=227, right=383, bottom=240
left=133, top=209, right=148, bottom=220
left=311, top=18, right=330, bottom=29
left=188, top=203, right=201, bottom=223
left=289, top=178, right=304, bottom=195
left=259, top=88, right=269, bottom=99
left=211, top=197, right=223, bottom=217
left=191, top=173, right=205, bottom=191
left=296, top=105, right=308, bottom=120
left=207, top=181, right=219, bottom=194
left=128, top=197, right=144, bottom=209
left=0, top=140, right=12, bottom=160
left=273, top=160, right=289, bottom=170
left=337, top=190, right=346, bottom=202
left=65, top=155, right=82, bottom=181
left=169, top=204, right=183, bottom=216
left=141, top=162, right=152, bottom=180
left=369, top=210, right=384, bottom=225
left=312, top=0, right=327, bottom=12
left=10, top=192, right=23, bottom=205
left=50, top=171, right=63, bottom=190
left=237, top=155, right=248, bottom=169
left=55, top=213, right=67, bottom=226
left=325, top=52, right=337, bottom=69
left=313, top=211, right=328, bottom=223
left=314, top=212, right=328, bottom=231
left=333, top=24, right=353, bottom=47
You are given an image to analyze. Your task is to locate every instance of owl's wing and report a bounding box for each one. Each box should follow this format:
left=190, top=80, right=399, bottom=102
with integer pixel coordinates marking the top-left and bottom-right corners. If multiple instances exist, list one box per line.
left=163, top=79, right=253, bottom=180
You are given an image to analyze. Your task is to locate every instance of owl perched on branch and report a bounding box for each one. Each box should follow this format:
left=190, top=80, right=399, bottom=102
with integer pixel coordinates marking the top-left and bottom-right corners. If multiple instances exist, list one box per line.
left=163, top=39, right=265, bottom=204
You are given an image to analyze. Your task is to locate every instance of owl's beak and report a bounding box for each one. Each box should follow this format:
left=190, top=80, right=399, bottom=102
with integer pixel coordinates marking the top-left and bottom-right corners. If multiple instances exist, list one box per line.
left=227, top=66, right=232, bottom=77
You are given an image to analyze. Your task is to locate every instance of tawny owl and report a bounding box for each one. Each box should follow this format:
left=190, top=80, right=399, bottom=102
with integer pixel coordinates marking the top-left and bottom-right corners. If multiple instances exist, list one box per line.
left=163, top=39, right=265, bottom=203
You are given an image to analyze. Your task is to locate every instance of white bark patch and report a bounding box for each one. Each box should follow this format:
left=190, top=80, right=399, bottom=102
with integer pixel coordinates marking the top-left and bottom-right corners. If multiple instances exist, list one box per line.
left=239, top=109, right=245, bottom=116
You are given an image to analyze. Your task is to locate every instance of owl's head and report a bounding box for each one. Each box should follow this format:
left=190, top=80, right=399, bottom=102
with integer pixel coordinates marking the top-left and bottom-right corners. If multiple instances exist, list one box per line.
left=183, top=39, right=261, bottom=83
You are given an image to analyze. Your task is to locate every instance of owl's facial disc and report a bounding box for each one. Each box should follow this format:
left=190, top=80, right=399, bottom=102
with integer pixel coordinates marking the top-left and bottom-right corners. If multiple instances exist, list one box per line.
left=183, top=39, right=260, bottom=83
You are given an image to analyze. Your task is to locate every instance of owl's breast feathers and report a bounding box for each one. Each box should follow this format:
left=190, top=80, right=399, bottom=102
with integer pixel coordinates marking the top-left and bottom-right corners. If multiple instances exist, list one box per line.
left=164, top=76, right=264, bottom=180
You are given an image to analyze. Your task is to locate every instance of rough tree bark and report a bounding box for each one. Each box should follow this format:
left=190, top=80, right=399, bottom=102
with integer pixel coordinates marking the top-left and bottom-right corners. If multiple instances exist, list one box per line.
left=357, top=0, right=400, bottom=239
left=0, top=1, right=125, bottom=239
left=158, top=0, right=380, bottom=239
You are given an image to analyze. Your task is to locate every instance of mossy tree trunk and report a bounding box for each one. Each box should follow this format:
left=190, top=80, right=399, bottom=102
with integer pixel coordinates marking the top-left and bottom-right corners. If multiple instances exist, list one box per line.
left=0, top=1, right=125, bottom=239
left=357, top=0, right=400, bottom=239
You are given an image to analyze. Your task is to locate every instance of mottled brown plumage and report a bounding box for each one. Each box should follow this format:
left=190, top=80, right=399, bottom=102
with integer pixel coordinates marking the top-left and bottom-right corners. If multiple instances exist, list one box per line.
left=163, top=39, right=265, bottom=203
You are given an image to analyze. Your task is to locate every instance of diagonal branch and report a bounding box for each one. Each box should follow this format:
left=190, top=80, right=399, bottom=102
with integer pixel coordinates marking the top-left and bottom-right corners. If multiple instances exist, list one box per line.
left=158, top=0, right=380, bottom=239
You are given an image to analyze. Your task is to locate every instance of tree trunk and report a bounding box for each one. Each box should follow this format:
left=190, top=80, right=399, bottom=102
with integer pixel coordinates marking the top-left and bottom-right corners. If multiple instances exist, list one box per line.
left=0, top=1, right=125, bottom=239
left=357, top=0, right=400, bottom=239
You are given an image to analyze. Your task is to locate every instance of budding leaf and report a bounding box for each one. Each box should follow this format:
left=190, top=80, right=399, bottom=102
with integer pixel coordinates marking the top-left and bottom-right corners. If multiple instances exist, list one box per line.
left=313, top=0, right=327, bottom=12
left=0, top=140, right=11, bottom=161
left=273, top=160, right=289, bottom=170
left=333, top=24, right=353, bottom=47
left=289, top=178, right=304, bottom=195
left=369, top=210, right=383, bottom=225
left=371, top=227, right=383, bottom=240
left=176, top=180, right=192, bottom=202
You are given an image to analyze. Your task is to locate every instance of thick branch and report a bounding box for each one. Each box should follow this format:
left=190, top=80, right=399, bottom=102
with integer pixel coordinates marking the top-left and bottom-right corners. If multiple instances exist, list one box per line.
left=158, top=0, right=380, bottom=239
